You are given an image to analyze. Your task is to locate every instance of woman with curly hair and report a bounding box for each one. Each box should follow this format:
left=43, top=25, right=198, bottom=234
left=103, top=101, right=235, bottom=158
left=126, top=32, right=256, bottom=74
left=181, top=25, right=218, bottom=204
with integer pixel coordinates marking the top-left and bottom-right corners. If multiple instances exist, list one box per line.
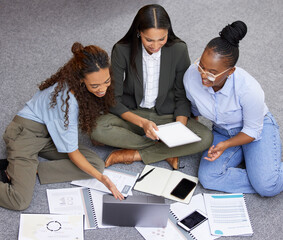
left=0, top=42, right=124, bottom=210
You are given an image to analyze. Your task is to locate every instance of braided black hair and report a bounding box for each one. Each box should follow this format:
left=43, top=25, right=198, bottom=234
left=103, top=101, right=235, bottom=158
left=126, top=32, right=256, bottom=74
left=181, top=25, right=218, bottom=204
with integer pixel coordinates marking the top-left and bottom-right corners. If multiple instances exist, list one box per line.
left=206, top=21, right=247, bottom=67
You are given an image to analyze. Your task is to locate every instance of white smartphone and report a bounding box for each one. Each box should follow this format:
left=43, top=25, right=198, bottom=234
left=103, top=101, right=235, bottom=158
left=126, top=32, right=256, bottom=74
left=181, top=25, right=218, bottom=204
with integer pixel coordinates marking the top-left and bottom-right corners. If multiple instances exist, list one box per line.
left=177, top=209, right=207, bottom=232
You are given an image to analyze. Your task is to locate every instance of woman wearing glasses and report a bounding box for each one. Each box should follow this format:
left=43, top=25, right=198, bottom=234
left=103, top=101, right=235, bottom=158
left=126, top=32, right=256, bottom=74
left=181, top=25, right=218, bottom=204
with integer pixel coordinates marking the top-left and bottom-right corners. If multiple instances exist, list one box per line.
left=183, top=21, right=283, bottom=196
left=91, top=4, right=212, bottom=169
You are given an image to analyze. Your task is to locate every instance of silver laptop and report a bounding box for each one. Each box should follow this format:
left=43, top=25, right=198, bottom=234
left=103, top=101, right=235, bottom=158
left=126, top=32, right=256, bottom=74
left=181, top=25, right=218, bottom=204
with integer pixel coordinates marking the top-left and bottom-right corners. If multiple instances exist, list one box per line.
left=102, top=195, right=169, bottom=227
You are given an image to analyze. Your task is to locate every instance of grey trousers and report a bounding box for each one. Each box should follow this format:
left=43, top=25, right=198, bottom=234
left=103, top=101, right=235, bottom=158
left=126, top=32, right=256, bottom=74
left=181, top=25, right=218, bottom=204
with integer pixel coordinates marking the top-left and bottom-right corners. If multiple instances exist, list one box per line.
left=0, top=116, right=104, bottom=210
left=91, top=109, right=213, bottom=164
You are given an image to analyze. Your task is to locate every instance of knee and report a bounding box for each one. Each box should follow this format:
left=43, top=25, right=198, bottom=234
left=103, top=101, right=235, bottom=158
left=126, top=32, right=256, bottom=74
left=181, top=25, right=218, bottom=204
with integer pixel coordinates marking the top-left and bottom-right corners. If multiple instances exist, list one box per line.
left=91, top=123, right=107, bottom=141
left=81, top=149, right=105, bottom=173
left=198, top=163, right=219, bottom=190
left=194, top=128, right=213, bottom=153
left=251, top=177, right=281, bottom=197
left=187, top=120, right=213, bottom=150
left=13, top=202, right=30, bottom=211
left=200, top=130, right=213, bottom=150
left=96, top=161, right=105, bottom=174
left=10, top=193, right=32, bottom=211
left=198, top=172, right=214, bottom=190
left=91, top=114, right=114, bottom=139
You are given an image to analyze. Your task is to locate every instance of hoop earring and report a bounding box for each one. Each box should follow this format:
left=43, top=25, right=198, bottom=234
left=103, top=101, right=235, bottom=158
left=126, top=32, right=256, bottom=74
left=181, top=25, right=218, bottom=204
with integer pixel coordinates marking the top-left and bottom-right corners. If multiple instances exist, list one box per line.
left=137, top=32, right=140, bottom=38
left=80, top=81, right=85, bottom=87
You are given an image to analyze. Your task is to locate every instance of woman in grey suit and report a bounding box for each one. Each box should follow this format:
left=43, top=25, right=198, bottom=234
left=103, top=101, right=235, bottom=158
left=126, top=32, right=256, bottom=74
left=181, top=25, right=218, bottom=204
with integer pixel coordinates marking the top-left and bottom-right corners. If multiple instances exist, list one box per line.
left=91, top=4, right=212, bottom=169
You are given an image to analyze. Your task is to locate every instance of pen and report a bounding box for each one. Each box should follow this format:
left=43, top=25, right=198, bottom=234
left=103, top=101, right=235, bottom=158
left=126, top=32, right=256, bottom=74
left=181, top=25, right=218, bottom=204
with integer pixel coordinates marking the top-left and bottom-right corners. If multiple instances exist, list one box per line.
left=136, top=168, right=155, bottom=182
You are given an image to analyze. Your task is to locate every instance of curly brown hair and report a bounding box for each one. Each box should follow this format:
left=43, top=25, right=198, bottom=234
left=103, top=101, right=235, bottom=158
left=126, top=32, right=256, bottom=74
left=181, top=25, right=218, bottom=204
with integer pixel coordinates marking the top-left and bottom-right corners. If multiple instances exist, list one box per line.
left=39, top=42, right=115, bottom=134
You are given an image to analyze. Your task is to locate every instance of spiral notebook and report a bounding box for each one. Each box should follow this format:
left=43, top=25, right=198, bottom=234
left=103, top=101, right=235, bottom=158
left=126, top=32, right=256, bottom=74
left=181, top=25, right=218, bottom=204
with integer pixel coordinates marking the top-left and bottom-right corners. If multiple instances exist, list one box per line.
left=203, top=193, right=253, bottom=237
left=170, top=194, right=219, bottom=240
left=47, top=187, right=114, bottom=230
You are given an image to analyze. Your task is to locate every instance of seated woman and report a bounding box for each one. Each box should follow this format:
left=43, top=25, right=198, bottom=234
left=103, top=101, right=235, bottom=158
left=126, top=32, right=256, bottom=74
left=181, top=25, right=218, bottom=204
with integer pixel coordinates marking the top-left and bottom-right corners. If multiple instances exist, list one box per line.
left=0, top=42, right=123, bottom=210
left=91, top=4, right=213, bottom=169
left=183, top=21, right=283, bottom=197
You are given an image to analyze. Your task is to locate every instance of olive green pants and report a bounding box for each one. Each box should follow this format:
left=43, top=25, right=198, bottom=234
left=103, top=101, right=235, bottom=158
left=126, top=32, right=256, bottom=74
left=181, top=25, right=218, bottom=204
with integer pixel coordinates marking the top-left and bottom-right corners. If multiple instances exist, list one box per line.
left=91, top=109, right=213, bottom=164
left=0, top=116, right=104, bottom=210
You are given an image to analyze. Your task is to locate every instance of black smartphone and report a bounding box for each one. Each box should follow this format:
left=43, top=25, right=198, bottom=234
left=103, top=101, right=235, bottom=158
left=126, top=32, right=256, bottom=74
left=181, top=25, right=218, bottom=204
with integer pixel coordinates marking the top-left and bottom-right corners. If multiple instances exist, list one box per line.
left=170, top=178, right=196, bottom=199
left=177, top=210, right=207, bottom=231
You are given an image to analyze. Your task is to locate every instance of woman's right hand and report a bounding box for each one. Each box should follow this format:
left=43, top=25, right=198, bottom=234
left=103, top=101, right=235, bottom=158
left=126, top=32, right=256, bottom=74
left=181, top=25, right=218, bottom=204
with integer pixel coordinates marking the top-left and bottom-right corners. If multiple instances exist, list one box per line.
left=142, top=119, right=159, bottom=140
left=100, top=175, right=124, bottom=200
left=120, top=111, right=159, bottom=141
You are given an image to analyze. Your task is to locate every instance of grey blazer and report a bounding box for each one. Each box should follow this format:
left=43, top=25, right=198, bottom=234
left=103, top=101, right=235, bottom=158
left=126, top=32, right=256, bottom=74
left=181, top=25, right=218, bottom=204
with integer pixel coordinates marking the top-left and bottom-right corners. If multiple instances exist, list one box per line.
left=110, top=41, right=191, bottom=118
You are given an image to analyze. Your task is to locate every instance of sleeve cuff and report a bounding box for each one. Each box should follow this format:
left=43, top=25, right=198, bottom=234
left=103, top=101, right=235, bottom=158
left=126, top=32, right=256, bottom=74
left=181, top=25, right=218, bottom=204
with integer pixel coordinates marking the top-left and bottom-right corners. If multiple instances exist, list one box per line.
left=241, top=128, right=262, bottom=141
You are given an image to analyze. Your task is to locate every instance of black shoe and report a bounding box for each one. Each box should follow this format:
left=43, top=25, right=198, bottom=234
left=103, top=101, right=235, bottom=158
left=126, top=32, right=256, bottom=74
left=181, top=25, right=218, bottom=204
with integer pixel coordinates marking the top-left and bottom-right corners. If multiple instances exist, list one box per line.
left=0, top=159, right=8, bottom=170
left=0, top=169, right=10, bottom=183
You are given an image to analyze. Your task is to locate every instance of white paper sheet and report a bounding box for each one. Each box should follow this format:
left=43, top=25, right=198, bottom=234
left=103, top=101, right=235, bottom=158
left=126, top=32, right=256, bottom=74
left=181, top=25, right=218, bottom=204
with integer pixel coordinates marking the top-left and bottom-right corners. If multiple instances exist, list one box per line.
left=47, top=187, right=115, bottom=230
left=136, top=218, right=187, bottom=240
left=71, top=168, right=138, bottom=197
left=203, top=193, right=253, bottom=237
left=18, top=214, right=84, bottom=240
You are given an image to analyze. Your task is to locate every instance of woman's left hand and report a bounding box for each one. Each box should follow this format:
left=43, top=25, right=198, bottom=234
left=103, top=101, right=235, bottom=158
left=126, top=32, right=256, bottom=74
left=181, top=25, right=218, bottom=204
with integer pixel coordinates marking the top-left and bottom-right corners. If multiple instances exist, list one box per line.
left=204, top=141, right=228, bottom=161
left=101, top=175, right=124, bottom=200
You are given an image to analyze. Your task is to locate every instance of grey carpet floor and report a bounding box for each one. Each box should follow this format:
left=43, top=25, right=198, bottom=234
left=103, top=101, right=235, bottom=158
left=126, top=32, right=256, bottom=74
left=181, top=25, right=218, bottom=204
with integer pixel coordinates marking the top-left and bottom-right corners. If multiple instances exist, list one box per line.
left=0, top=0, right=282, bottom=239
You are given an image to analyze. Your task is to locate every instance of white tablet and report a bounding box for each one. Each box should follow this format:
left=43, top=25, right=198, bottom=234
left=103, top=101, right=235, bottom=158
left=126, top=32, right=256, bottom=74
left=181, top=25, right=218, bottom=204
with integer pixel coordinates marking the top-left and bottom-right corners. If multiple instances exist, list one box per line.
left=154, top=121, right=201, bottom=148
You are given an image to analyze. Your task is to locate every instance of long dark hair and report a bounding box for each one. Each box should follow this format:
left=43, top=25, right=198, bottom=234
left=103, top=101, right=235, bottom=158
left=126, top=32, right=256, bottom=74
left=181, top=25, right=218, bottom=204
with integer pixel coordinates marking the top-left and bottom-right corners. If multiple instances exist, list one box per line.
left=206, top=21, right=247, bottom=67
left=39, top=42, right=115, bottom=134
left=114, top=4, right=182, bottom=72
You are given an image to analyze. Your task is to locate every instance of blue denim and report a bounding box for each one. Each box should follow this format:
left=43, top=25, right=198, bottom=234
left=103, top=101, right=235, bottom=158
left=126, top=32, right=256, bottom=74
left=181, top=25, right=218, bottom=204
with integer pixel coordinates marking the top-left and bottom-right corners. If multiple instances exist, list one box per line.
left=198, top=112, right=283, bottom=196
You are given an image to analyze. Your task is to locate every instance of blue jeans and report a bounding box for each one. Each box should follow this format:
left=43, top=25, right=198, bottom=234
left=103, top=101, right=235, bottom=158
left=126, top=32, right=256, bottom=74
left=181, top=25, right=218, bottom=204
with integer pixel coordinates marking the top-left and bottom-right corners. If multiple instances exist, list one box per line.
left=198, top=112, right=283, bottom=196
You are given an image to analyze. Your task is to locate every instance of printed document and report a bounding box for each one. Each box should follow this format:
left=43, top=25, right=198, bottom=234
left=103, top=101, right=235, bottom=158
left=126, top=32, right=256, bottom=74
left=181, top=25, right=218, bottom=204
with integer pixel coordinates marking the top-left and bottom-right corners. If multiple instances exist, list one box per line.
left=18, top=214, right=84, bottom=240
left=47, top=187, right=114, bottom=230
left=71, top=167, right=138, bottom=197
left=203, top=193, right=253, bottom=236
